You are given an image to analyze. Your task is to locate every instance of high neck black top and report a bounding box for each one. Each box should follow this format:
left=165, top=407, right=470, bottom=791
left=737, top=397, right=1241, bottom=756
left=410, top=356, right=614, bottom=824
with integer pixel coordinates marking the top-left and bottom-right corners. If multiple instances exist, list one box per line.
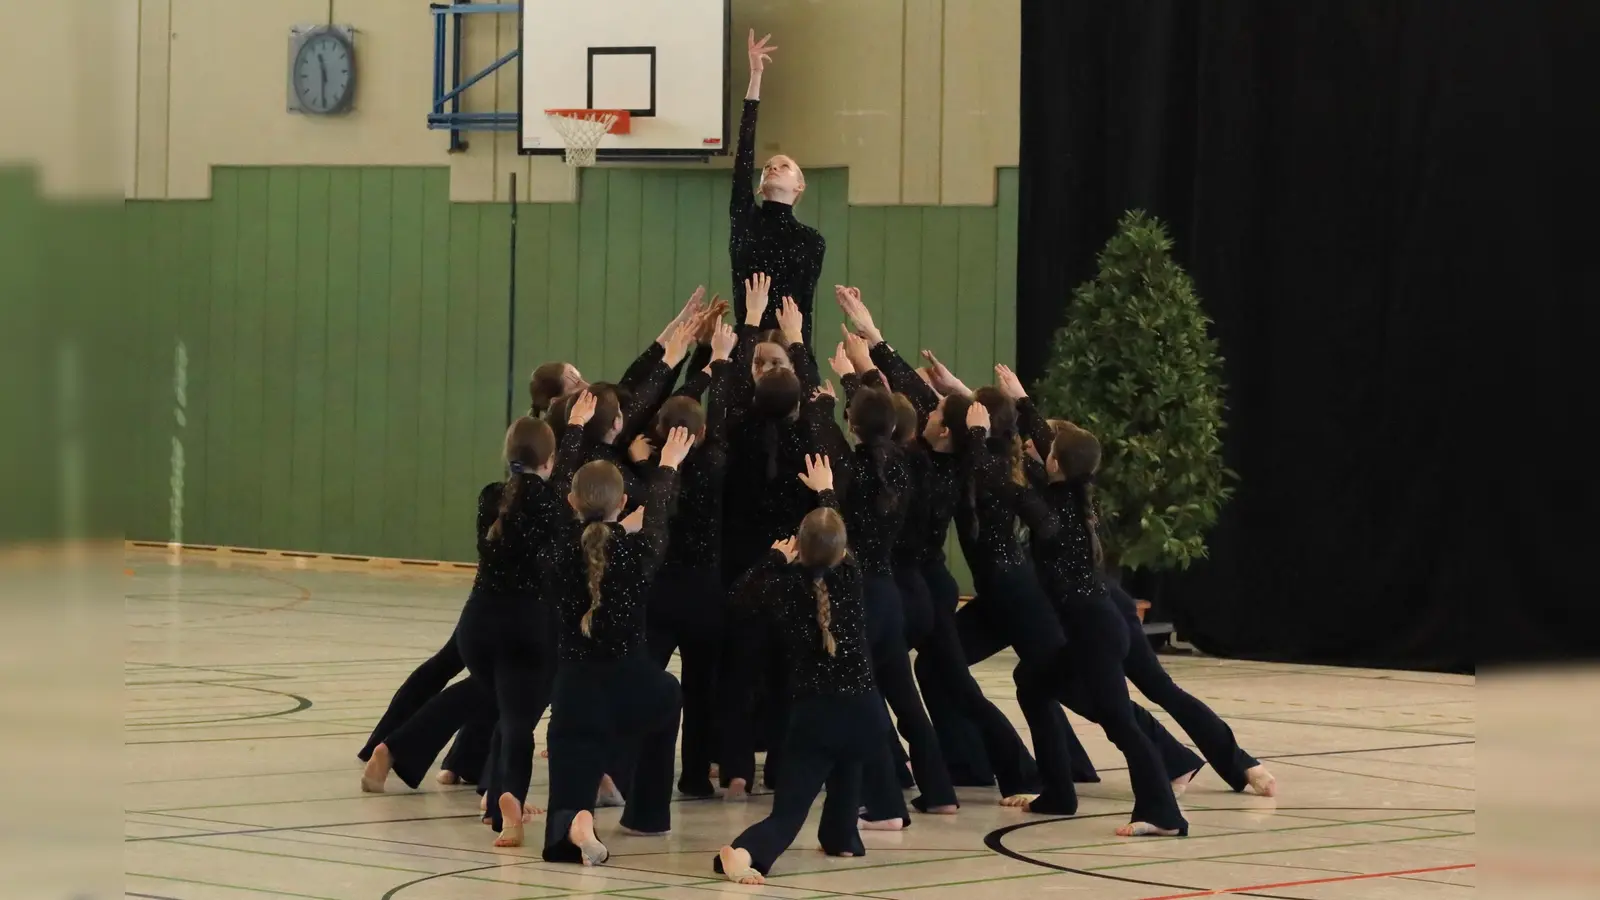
left=730, top=99, right=826, bottom=345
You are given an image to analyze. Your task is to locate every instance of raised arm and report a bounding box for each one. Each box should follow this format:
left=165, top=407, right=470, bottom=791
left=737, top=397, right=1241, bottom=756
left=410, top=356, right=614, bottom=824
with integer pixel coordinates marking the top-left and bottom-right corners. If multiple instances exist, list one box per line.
left=997, top=364, right=1053, bottom=456
left=964, top=405, right=1061, bottom=548
left=623, top=427, right=691, bottom=573
left=835, top=285, right=941, bottom=417
left=704, top=322, right=738, bottom=446
left=803, top=387, right=853, bottom=470
left=551, top=392, right=596, bottom=493
left=732, top=31, right=775, bottom=218
left=619, top=320, right=696, bottom=443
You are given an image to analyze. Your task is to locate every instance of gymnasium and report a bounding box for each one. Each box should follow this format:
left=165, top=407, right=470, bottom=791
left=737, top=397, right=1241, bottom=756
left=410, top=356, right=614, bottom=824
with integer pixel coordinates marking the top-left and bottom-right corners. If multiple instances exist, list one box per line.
left=6, top=0, right=1517, bottom=897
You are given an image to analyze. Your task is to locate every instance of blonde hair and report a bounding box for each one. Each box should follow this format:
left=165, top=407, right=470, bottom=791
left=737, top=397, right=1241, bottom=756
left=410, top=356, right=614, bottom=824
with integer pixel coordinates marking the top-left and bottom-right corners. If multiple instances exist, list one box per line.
left=798, top=507, right=848, bottom=657
left=570, top=460, right=624, bottom=637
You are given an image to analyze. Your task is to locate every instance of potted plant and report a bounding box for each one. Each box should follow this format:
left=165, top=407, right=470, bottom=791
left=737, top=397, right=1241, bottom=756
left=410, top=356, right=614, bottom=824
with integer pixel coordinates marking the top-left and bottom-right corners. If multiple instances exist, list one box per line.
left=1032, top=210, right=1235, bottom=607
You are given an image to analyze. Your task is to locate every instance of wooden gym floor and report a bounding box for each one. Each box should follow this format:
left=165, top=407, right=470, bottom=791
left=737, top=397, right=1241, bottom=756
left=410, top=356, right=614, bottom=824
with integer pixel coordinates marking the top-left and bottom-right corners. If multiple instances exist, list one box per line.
left=124, top=549, right=1474, bottom=900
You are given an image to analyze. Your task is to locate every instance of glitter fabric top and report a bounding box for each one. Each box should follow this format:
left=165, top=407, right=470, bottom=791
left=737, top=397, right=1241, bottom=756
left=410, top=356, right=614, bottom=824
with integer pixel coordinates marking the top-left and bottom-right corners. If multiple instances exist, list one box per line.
left=471, top=475, right=563, bottom=597
left=732, top=490, right=875, bottom=698
left=729, top=100, right=826, bottom=346
left=544, top=460, right=681, bottom=661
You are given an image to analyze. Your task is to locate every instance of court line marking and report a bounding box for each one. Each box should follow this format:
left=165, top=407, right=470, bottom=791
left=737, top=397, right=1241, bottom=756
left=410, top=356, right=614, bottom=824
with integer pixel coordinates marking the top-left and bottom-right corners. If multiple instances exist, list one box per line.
left=1133, top=863, right=1475, bottom=899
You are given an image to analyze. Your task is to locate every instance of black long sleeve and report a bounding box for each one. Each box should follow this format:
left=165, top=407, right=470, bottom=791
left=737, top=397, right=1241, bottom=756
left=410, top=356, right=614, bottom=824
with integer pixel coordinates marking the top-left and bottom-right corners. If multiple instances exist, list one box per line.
left=729, top=99, right=826, bottom=344
left=661, top=362, right=732, bottom=573
left=549, top=463, right=680, bottom=661
left=870, top=341, right=941, bottom=422
left=735, top=545, right=874, bottom=699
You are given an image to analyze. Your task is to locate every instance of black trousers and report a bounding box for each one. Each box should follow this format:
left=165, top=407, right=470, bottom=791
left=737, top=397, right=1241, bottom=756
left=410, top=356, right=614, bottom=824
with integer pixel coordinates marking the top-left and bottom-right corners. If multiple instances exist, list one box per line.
left=360, top=632, right=462, bottom=762
left=646, top=565, right=724, bottom=796
left=715, top=691, right=881, bottom=877
left=542, top=654, right=682, bottom=862
left=1056, top=598, right=1187, bottom=832
left=455, top=591, right=551, bottom=833
left=1104, top=579, right=1260, bottom=790
left=862, top=572, right=958, bottom=811
left=962, top=588, right=1205, bottom=781
left=715, top=603, right=788, bottom=788
left=912, top=560, right=1044, bottom=797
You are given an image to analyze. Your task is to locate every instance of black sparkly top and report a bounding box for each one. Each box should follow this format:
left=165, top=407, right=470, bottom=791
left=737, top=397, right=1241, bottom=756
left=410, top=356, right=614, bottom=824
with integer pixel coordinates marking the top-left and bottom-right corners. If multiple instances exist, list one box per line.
left=807, top=380, right=909, bottom=577
left=658, top=359, right=734, bottom=574
left=544, top=460, right=680, bottom=661
left=732, top=490, right=874, bottom=698
left=730, top=100, right=826, bottom=346
left=960, top=427, right=1034, bottom=568
left=979, top=455, right=1111, bottom=617
left=865, top=341, right=964, bottom=566
left=721, top=328, right=824, bottom=578
left=471, top=475, right=563, bottom=596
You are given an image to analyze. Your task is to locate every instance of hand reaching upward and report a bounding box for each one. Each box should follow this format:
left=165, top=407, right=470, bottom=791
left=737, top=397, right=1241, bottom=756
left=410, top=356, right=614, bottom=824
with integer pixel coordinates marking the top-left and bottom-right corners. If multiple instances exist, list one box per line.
left=710, top=321, right=738, bottom=362
left=659, top=286, right=705, bottom=346
left=797, top=454, right=834, bottom=493
left=567, top=390, right=597, bottom=427
left=995, top=363, right=1027, bottom=401
left=776, top=296, right=804, bottom=346
left=746, top=30, right=776, bottom=100
left=658, top=426, right=696, bottom=470
left=828, top=342, right=853, bottom=378
left=772, top=536, right=799, bottom=564
left=744, top=272, right=772, bottom=326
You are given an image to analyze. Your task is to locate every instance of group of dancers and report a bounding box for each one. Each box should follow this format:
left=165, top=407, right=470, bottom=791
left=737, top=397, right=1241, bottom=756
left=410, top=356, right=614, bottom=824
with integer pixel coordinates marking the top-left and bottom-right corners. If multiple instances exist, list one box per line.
left=351, top=30, right=1275, bottom=884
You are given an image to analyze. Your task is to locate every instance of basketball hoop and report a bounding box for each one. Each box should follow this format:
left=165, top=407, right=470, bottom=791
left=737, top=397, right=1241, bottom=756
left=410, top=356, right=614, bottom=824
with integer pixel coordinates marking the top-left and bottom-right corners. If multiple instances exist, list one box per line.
left=544, top=109, right=631, bottom=167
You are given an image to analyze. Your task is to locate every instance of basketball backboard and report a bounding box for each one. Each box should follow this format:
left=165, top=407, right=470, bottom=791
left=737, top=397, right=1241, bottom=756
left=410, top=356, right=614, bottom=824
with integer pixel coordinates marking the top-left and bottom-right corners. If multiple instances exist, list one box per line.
left=519, top=0, right=730, bottom=158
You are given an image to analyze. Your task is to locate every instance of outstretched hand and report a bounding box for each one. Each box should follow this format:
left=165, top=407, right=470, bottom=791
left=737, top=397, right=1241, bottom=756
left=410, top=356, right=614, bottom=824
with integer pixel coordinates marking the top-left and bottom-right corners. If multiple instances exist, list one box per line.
left=777, top=296, right=804, bottom=346
left=834, top=285, right=882, bottom=344
left=659, top=286, right=705, bottom=345
left=920, top=350, right=971, bottom=398
left=628, top=434, right=654, bottom=464
left=710, top=321, right=738, bottom=362
left=772, top=536, right=799, bottom=564
left=995, top=363, right=1027, bottom=401
left=568, top=390, right=597, bottom=426
left=813, top=380, right=836, bottom=403
left=840, top=325, right=873, bottom=373
left=744, top=272, right=772, bottom=326
left=797, top=454, right=834, bottom=493
left=658, top=425, right=696, bottom=470
left=620, top=505, right=645, bottom=534
left=965, top=399, right=991, bottom=433
left=748, top=30, right=777, bottom=74
left=828, top=342, right=853, bottom=377
left=663, top=320, right=696, bottom=367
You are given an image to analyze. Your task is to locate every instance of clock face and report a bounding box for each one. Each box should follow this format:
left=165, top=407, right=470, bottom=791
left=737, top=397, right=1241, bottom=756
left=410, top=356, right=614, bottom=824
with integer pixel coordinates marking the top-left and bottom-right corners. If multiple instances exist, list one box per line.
left=293, top=32, right=354, bottom=114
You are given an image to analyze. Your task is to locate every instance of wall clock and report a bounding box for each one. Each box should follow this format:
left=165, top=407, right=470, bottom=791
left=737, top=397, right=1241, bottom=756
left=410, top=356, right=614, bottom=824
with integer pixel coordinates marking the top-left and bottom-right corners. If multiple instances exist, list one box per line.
left=288, top=25, right=357, bottom=116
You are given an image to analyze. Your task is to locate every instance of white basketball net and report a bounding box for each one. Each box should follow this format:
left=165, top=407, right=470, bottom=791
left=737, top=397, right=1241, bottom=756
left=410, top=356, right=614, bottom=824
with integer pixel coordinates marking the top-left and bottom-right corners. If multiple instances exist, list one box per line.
left=545, top=111, right=618, bottom=167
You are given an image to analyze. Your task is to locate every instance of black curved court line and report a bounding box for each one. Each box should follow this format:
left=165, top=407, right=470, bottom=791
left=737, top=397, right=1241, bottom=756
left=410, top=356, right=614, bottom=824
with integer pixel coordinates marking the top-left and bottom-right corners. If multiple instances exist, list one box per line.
left=380, top=861, right=515, bottom=900
left=125, top=681, right=313, bottom=728
left=128, top=893, right=185, bottom=900
left=982, top=806, right=1475, bottom=900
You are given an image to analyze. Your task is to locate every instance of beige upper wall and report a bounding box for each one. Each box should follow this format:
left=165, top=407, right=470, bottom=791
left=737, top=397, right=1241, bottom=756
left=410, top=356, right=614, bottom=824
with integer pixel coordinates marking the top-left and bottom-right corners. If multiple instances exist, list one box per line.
left=122, top=0, right=1017, bottom=204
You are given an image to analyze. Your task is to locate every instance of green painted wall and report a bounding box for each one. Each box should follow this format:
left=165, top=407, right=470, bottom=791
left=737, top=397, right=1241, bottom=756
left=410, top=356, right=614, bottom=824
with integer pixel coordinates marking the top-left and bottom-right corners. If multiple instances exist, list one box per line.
left=112, top=165, right=1017, bottom=571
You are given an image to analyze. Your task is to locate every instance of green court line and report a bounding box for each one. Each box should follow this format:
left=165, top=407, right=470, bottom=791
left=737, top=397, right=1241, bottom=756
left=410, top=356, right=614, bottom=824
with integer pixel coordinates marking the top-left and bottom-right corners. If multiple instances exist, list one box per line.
left=128, top=766, right=356, bottom=785
left=143, top=836, right=437, bottom=875
left=127, top=871, right=346, bottom=900
left=127, top=729, right=367, bottom=745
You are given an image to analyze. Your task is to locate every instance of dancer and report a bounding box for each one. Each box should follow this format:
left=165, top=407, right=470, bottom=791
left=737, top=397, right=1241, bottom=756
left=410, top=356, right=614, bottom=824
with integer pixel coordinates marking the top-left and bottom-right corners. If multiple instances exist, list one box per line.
left=448, top=414, right=572, bottom=847
left=816, top=332, right=959, bottom=816
left=996, top=364, right=1277, bottom=799
left=644, top=321, right=738, bottom=797
left=715, top=457, right=877, bottom=884
left=717, top=275, right=820, bottom=797
left=968, top=406, right=1186, bottom=837
left=539, top=421, right=695, bottom=865
left=831, top=287, right=1051, bottom=801
left=731, top=30, right=825, bottom=345
left=358, top=635, right=492, bottom=789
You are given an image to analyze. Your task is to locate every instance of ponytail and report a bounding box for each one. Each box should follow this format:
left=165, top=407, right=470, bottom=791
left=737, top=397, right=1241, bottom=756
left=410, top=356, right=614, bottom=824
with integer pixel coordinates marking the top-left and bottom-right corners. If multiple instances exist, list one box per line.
left=486, top=469, right=524, bottom=542
left=812, top=577, right=837, bottom=657
left=579, top=522, right=611, bottom=637
left=1008, top=434, right=1026, bottom=486
left=1079, top=481, right=1104, bottom=571
left=869, top=438, right=899, bottom=515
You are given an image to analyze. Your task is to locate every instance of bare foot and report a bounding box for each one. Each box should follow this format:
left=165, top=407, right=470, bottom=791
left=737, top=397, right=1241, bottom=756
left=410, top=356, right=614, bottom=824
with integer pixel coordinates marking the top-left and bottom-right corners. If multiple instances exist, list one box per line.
left=708, top=762, right=719, bottom=780
left=1116, top=821, right=1184, bottom=837
left=1171, top=767, right=1200, bottom=798
left=360, top=744, right=392, bottom=793
left=540, top=748, right=549, bottom=759
left=570, top=810, right=609, bottom=866
left=859, top=817, right=905, bottom=831
left=596, top=774, right=626, bottom=808
left=719, top=846, right=763, bottom=885
left=999, top=793, right=1037, bottom=808
left=522, top=801, right=543, bottom=822
left=724, top=777, right=748, bottom=802
left=493, top=793, right=524, bottom=847
left=436, top=769, right=461, bottom=785
left=1246, top=764, right=1277, bottom=797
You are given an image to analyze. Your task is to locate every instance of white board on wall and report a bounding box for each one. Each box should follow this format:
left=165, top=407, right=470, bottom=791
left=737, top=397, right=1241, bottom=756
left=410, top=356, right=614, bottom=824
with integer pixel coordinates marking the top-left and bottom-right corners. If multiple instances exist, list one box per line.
left=519, top=0, right=730, bottom=158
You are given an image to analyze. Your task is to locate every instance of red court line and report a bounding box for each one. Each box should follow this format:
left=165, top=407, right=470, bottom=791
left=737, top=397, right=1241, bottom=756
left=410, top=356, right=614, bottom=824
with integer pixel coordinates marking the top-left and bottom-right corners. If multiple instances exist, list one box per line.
left=1136, top=863, right=1474, bottom=899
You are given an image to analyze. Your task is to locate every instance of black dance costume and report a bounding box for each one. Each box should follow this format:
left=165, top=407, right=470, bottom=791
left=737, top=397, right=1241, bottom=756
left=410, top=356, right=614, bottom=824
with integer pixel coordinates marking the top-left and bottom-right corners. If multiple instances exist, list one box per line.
left=644, top=358, right=734, bottom=797
left=714, top=499, right=880, bottom=877
left=730, top=99, right=825, bottom=345
left=995, top=456, right=1186, bottom=834
left=715, top=328, right=823, bottom=788
left=359, top=633, right=493, bottom=786
left=453, top=453, right=568, bottom=833
left=541, top=459, right=684, bottom=862
left=865, top=341, right=1051, bottom=798
left=819, top=370, right=959, bottom=813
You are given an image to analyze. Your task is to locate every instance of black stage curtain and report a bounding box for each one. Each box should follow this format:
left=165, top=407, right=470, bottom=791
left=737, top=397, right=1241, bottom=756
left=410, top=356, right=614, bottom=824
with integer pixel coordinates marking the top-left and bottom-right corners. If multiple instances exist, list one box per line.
left=1018, top=1, right=1597, bottom=672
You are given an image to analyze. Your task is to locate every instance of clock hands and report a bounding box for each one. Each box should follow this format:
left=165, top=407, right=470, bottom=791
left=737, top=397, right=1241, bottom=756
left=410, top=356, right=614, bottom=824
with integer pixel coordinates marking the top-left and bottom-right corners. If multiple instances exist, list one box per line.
left=318, top=53, right=329, bottom=108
